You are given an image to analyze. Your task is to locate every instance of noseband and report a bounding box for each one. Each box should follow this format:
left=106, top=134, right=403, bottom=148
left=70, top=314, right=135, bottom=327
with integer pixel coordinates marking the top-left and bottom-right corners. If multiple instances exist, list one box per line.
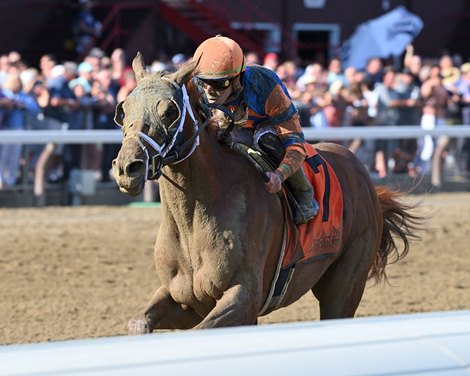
left=123, top=80, right=211, bottom=181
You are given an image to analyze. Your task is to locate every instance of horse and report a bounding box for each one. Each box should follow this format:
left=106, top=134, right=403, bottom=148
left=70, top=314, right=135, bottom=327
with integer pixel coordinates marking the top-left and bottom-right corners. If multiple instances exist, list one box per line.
left=112, top=53, right=423, bottom=333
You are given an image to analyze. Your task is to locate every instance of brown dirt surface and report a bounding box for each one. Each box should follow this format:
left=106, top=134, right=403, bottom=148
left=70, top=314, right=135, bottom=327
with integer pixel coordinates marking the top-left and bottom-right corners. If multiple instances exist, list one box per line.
left=1, top=192, right=469, bottom=345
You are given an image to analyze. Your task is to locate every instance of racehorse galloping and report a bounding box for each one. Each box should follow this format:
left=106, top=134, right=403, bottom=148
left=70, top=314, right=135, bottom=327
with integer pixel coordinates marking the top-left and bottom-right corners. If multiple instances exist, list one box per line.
left=112, top=53, right=423, bottom=333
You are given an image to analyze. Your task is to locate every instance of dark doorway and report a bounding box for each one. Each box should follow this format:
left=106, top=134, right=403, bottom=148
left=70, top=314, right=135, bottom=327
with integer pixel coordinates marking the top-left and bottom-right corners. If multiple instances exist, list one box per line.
left=296, top=30, right=330, bottom=65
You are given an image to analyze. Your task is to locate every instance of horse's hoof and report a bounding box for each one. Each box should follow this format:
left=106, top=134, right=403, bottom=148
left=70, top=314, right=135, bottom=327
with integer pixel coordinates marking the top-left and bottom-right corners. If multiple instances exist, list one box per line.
left=128, top=318, right=150, bottom=335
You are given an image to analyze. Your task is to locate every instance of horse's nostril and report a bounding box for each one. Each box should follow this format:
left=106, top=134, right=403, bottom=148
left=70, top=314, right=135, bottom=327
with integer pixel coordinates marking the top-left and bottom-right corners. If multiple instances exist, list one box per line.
left=112, top=159, right=123, bottom=176
left=125, top=160, right=146, bottom=177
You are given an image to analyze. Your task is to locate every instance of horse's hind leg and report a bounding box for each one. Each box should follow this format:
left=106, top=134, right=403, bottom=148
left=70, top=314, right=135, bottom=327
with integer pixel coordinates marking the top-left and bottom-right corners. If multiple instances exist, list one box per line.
left=312, top=232, right=377, bottom=319
left=128, top=286, right=203, bottom=334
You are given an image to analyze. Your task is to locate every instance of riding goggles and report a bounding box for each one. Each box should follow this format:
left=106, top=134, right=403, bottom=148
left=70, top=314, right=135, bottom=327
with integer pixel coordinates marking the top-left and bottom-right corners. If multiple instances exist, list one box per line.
left=198, top=77, right=234, bottom=91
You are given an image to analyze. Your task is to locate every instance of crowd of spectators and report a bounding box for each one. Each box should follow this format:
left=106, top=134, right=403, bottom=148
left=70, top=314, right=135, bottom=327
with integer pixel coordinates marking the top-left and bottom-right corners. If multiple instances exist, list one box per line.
left=0, top=47, right=138, bottom=198
left=262, top=45, right=470, bottom=188
left=1, top=43, right=470, bottom=201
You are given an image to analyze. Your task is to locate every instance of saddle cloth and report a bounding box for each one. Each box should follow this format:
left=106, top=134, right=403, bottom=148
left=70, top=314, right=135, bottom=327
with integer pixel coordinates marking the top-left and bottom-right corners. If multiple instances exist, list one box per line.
left=281, top=143, right=344, bottom=269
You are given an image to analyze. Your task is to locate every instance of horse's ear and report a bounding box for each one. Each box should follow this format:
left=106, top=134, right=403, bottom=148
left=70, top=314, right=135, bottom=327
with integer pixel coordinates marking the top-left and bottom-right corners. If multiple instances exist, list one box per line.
left=132, top=52, right=148, bottom=83
left=166, top=56, right=200, bottom=86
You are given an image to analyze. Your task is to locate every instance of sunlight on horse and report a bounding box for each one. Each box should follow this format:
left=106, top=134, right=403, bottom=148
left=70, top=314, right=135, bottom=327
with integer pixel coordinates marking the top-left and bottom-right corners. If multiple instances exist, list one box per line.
left=112, top=52, right=424, bottom=334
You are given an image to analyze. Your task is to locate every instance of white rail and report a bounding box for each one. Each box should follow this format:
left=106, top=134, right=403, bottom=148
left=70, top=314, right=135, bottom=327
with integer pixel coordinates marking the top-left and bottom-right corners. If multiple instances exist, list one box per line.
left=1, top=125, right=470, bottom=144
left=1, top=310, right=469, bottom=376
left=0, top=130, right=122, bottom=144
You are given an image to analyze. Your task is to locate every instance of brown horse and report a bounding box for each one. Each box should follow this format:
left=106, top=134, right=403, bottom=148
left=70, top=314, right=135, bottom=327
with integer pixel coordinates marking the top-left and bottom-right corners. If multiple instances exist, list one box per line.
left=112, top=53, right=423, bottom=333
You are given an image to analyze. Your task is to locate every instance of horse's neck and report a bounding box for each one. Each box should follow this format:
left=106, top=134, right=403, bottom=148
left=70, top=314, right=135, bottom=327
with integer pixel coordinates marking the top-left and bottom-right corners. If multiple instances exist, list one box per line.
left=159, top=134, right=234, bottom=236
left=160, top=84, right=253, bottom=220
left=159, top=106, right=231, bottom=203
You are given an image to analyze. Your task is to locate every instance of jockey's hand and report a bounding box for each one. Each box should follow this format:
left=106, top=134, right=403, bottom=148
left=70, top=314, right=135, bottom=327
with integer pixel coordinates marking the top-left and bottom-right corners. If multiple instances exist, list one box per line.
left=264, top=171, right=282, bottom=193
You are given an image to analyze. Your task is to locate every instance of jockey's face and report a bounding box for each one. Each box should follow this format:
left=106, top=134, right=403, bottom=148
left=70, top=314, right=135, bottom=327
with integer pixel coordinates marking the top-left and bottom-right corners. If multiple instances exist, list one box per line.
left=199, top=77, right=235, bottom=104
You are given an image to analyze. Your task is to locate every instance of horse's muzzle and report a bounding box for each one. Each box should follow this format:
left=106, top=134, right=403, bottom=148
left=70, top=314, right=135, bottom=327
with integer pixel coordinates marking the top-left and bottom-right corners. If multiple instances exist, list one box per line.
left=112, top=158, right=146, bottom=195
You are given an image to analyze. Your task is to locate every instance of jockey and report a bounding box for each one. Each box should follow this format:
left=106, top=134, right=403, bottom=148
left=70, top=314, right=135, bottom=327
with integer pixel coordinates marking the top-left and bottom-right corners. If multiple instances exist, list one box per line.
left=193, top=35, right=319, bottom=224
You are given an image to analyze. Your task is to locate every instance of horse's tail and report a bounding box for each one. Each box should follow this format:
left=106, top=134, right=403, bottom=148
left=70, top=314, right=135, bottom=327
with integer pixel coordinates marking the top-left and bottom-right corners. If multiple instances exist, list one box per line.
left=369, top=186, right=425, bottom=283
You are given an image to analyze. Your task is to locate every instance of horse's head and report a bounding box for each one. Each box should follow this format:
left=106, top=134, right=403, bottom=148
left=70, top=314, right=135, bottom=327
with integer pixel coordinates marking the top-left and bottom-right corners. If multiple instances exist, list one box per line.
left=112, top=52, right=199, bottom=195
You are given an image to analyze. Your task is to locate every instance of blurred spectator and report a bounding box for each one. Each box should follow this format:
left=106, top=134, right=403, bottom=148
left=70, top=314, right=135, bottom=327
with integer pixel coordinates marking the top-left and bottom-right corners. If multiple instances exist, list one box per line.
left=263, top=52, right=278, bottom=71
left=69, top=74, right=96, bottom=177
left=117, top=69, right=137, bottom=103
left=338, top=81, right=370, bottom=157
left=30, top=79, right=65, bottom=205
left=277, top=61, right=302, bottom=100
left=326, top=57, right=345, bottom=87
left=47, top=62, right=79, bottom=124
left=8, top=51, right=26, bottom=72
left=372, top=66, right=400, bottom=177
left=295, top=77, right=329, bottom=129
left=73, top=0, right=102, bottom=55
left=326, top=80, right=349, bottom=128
left=393, top=68, right=422, bottom=174
left=395, top=68, right=422, bottom=124
left=305, top=77, right=330, bottom=129
left=100, top=55, right=111, bottom=69
left=84, top=47, right=104, bottom=79
left=440, top=54, right=464, bottom=126
left=245, top=51, right=260, bottom=65
left=456, top=63, right=470, bottom=175
left=69, top=76, right=93, bottom=126
left=351, top=78, right=378, bottom=169
left=38, top=54, right=57, bottom=83
left=20, top=68, right=40, bottom=94
left=0, top=73, right=39, bottom=188
left=77, top=61, right=94, bottom=84
left=364, top=57, right=383, bottom=86
left=403, top=45, right=423, bottom=86
left=285, top=60, right=303, bottom=80
left=0, top=55, right=10, bottom=85
left=344, top=82, right=370, bottom=127
left=91, top=68, right=119, bottom=181
left=419, top=65, right=451, bottom=188
left=343, top=66, right=357, bottom=87
left=171, top=53, right=187, bottom=70
left=296, top=63, right=324, bottom=91
left=47, top=61, right=81, bottom=181
left=110, top=48, right=127, bottom=83
left=439, top=54, right=460, bottom=91
left=150, top=60, right=167, bottom=73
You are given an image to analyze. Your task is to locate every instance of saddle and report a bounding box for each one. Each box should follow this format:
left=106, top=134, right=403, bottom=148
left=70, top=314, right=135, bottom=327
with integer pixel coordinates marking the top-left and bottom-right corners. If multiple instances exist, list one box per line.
left=231, top=142, right=303, bottom=219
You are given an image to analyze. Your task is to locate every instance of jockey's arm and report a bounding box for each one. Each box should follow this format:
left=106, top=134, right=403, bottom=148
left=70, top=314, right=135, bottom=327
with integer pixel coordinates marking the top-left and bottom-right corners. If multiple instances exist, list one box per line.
left=276, top=141, right=306, bottom=182
left=264, top=117, right=306, bottom=193
left=264, top=83, right=307, bottom=182
left=264, top=131, right=305, bottom=193
left=258, top=70, right=306, bottom=192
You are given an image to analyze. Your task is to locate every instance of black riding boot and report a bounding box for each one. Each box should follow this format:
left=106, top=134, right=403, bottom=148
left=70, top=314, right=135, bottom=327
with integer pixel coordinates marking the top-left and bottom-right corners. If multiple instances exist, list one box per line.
left=257, top=132, right=319, bottom=224
left=285, top=167, right=319, bottom=224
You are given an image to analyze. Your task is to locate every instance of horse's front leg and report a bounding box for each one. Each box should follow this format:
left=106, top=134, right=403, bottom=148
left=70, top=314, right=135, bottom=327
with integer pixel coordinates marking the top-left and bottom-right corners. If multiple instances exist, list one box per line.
left=194, top=283, right=260, bottom=329
left=128, top=286, right=203, bottom=334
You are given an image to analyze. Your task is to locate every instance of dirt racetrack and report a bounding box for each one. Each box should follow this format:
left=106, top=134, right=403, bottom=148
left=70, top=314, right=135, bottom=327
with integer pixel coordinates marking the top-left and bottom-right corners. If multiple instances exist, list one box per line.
left=1, top=192, right=469, bottom=345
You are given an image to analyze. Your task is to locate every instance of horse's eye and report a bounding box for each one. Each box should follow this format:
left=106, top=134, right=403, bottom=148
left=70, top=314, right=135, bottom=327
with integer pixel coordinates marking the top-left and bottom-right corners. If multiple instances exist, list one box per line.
left=156, top=100, right=179, bottom=125
left=114, top=101, right=125, bottom=127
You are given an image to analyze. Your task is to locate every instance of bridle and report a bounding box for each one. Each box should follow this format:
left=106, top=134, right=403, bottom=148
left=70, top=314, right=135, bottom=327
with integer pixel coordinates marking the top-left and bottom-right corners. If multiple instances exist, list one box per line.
left=122, top=79, right=212, bottom=181
left=121, top=75, right=237, bottom=181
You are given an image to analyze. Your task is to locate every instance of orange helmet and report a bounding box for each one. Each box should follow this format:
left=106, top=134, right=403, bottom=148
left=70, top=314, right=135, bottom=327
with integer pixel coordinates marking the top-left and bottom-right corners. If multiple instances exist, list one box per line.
left=193, top=35, right=246, bottom=80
